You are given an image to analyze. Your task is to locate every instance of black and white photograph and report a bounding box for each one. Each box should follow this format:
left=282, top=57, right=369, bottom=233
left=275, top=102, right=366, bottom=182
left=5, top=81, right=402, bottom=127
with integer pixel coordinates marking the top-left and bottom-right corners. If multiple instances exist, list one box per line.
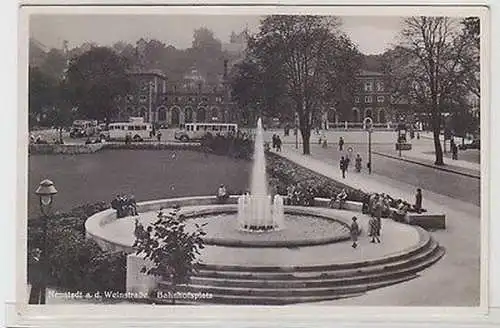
left=20, top=4, right=487, bottom=311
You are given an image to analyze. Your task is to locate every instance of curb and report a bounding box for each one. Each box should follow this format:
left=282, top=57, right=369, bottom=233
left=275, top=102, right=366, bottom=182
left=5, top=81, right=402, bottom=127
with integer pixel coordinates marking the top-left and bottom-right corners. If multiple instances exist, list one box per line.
left=372, top=151, right=480, bottom=179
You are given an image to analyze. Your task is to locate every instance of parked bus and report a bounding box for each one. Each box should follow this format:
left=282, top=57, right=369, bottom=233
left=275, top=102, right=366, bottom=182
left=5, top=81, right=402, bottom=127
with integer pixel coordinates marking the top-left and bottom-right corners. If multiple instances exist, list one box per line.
left=107, top=117, right=152, bottom=141
left=174, top=123, right=238, bottom=142
left=70, top=120, right=98, bottom=138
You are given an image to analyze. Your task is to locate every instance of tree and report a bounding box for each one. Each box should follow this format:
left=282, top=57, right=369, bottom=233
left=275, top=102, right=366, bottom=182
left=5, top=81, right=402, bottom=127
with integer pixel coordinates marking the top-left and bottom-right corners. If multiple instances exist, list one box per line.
left=112, top=41, right=138, bottom=67
left=192, top=27, right=222, bottom=52
left=65, top=47, right=132, bottom=122
left=134, top=207, right=206, bottom=304
left=237, top=15, right=361, bottom=154
left=29, top=66, right=57, bottom=127
left=230, top=57, right=290, bottom=124
left=190, top=27, right=225, bottom=85
left=460, top=17, right=480, bottom=98
left=394, top=17, right=474, bottom=165
left=40, top=48, right=67, bottom=80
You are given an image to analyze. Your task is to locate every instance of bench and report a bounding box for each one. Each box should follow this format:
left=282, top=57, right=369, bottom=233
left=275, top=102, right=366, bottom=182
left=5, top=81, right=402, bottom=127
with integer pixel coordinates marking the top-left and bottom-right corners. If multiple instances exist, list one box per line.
left=313, top=198, right=363, bottom=212
left=405, top=213, right=446, bottom=230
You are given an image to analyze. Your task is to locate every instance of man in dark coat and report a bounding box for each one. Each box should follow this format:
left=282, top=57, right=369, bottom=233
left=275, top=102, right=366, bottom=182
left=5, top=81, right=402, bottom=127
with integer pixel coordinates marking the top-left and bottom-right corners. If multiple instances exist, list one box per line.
left=415, top=188, right=423, bottom=213
left=340, top=156, right=347, bottom=179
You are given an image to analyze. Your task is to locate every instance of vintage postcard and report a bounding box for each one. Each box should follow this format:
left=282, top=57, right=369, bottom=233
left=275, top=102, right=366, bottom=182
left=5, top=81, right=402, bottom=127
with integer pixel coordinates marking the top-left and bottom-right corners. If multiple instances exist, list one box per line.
left=12, top=2, right=491, bottom=326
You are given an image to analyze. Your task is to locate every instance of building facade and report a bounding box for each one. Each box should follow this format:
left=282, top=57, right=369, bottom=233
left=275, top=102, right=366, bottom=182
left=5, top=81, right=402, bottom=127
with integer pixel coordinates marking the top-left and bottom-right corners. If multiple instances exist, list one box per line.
left=117, top=61, right=237, bottom=127
left=351, top=70, right=392, bottom=123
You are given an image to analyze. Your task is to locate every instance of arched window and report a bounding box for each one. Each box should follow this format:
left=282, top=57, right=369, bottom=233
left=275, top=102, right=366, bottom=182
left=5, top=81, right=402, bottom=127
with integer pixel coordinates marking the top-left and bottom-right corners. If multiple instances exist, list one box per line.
left=157, top=107, right=167, bottom=121
left=197, top=107, right=206, bottom=122
left=352, top=108, right=360, bottom=122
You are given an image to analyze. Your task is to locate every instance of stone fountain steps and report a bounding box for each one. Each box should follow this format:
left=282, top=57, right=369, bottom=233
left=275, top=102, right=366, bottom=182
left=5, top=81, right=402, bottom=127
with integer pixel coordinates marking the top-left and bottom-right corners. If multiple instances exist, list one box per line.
left=157, top=236, right=444, bottom=304
left=195, top=230, right=433, bottom=276
left=176, top=247, right=443, bottom=297
left=189, top=245, right=443, bottom=289
left=194, top=238, right=440, bottom=281
left=172, top=275, right=420, bottom=305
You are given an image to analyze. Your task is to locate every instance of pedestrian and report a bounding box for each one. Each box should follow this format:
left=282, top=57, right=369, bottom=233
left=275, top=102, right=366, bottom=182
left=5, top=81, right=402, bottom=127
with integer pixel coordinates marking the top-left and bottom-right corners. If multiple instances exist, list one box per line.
left=355, top=154, right=362, bottom=173
left=339, top=136, right=344, bottom=151
left=451, top=140, right=458, bottom=160
left=373, top=203, right=382, bottom=243
left=350, top=216, right=360, bottom=248
left=345, top=155, right=350, bottom=172
left=368, top=216, right=380, bottom=243
left=272, top=134, right=277, bottom=150
left=276, top=136, right=282, bottom=152
left=340, top=156, right=347, bottom=179
left=157, top=130, right=162, bottom=142
left=415, top=188, right=423, bottom=213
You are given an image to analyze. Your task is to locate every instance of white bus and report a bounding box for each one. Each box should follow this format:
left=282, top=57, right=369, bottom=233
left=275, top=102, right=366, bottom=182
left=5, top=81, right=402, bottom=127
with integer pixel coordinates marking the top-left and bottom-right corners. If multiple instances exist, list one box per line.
left=107, top=117, right=152, bottom=141
left=174, top=123, right=238, bottom=142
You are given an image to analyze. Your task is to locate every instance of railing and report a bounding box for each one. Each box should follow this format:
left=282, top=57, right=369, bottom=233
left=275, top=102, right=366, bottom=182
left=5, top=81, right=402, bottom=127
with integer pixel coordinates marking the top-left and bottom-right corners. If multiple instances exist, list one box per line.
left=327, top=122, right=397, bottom=130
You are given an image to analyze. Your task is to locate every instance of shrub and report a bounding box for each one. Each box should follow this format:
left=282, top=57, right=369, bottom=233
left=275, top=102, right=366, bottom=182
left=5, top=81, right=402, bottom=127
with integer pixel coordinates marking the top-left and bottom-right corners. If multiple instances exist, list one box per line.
left=200, top=134, right=254, bottom=159
left=134, top=207, right=206, bottom=304
left=27, top=202, right=126, bottom=293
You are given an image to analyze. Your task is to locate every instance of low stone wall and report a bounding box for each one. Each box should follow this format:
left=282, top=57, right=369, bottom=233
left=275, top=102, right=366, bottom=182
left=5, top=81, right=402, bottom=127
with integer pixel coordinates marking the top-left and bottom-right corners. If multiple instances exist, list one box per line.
left=29, top=141, right=203, bottom=155
left=313, top=197, right=363, bottom=212
left=85, top=195, right=241, bottom=254
left=29, top=143, right=105, bottom=155
left=103, top=142, right=202, bottom=151
left=406, top=213, right=446, bottom=230
left=313, top=197, right=446, bottom=230
left=85, top=196, right=446, bottom=254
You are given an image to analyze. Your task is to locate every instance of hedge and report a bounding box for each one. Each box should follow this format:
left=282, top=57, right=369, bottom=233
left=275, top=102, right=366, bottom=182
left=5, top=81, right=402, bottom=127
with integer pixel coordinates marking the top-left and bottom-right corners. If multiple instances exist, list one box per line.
left=27, top=202, right=127, bottom=293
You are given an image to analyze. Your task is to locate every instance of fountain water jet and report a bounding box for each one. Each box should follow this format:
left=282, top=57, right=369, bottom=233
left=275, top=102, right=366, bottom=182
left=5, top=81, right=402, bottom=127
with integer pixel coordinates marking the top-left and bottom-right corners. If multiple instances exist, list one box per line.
left=237, top=118, right=285, bottom=232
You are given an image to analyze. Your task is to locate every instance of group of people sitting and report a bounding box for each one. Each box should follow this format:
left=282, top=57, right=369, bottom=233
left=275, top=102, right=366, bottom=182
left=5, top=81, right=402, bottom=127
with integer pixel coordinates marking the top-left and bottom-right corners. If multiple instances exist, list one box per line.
left=111, top=194, right=138, bottom=218
left=216, top=184, right=230, bottom=203
left=362, top=189, right=425, bottom=222
left=328, top=189, right=348, bottom=209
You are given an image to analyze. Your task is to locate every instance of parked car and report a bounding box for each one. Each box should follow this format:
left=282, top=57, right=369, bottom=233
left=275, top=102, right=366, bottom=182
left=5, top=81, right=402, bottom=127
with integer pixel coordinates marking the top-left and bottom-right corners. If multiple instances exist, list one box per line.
left=458, top=139, right=480, bottom=150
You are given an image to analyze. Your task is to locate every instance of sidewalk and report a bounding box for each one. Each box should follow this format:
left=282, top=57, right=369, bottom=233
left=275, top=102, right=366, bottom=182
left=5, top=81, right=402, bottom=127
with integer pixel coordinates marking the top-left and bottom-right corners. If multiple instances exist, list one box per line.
left=276, top=145, right=481, bottom=306
left=373, top=149, right=480, bottom=179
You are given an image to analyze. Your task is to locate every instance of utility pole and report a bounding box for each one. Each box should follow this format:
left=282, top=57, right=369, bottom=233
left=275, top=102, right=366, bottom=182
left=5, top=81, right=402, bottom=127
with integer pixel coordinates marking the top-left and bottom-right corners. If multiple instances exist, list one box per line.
left=148, top=81, right=153, bottom=123
left=364, top=117, right=373, bottom=174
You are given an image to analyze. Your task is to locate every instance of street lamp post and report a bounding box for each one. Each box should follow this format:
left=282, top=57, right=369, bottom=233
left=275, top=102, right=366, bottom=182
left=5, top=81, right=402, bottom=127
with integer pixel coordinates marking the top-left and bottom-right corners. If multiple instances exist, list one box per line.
left=148, top=81, right=154, bottom=124
left=32, top=179, right=58, bottom=305
left=364, top=117, right=373, bottom=174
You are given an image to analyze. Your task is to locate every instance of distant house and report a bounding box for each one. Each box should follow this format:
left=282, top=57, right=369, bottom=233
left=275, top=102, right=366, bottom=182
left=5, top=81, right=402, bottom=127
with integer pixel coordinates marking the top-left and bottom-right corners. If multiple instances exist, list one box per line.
left=351, top=70, right=391, bottom=123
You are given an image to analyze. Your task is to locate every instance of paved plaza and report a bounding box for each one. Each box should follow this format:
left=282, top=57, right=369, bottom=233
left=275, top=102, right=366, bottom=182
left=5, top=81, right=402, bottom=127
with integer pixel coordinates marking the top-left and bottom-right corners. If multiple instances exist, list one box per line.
left=269, top=142, right=480, bottom=306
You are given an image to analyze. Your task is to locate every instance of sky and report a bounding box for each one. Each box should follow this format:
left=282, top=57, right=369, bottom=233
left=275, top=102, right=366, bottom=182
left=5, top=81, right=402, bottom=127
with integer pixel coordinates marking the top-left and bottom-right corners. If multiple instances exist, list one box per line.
left=29, top=14, right=404, bottom=55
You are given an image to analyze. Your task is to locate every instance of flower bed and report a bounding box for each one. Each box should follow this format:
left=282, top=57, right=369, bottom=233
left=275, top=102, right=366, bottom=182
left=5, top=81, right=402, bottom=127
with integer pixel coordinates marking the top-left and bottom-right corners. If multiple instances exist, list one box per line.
left=266, top=152, right=367, bottom=205
left=28, top=202, right=127, bottom=293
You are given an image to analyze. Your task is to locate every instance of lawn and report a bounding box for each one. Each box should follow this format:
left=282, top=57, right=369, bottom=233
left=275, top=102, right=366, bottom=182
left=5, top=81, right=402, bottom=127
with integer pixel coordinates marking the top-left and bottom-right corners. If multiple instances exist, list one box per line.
left=28, top=150, right=252, bottom=219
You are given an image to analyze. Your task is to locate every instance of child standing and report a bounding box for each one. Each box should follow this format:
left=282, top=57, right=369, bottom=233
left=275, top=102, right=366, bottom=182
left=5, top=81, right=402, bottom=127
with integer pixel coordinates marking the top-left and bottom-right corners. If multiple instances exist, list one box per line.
left=350, top=216, right=360, bottom=248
